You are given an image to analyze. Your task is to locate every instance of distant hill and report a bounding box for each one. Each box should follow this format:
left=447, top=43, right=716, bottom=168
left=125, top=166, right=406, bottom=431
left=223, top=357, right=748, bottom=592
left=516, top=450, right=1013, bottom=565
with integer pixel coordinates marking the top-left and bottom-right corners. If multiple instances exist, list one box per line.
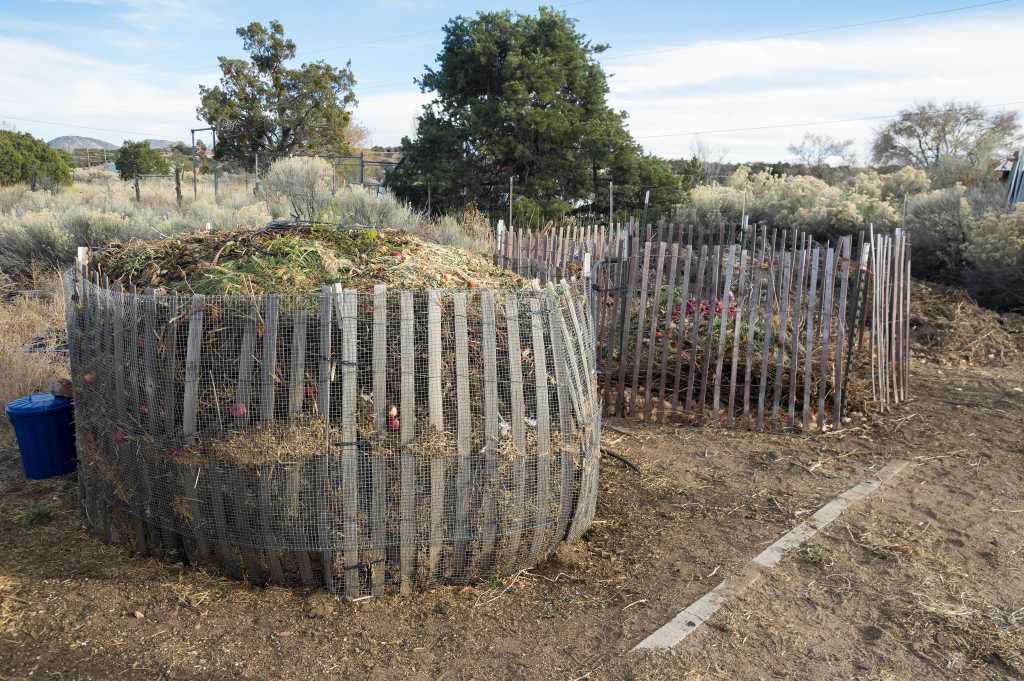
left=48, top=136, right=117, bottom=151
left=142, top=139, right=181, bottom=149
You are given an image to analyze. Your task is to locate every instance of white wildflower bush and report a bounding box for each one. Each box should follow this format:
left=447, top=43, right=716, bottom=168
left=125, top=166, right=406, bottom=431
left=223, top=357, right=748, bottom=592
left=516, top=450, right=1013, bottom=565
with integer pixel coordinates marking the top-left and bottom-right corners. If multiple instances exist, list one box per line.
left=963, top=206, right=1024, bottom=270
left=880, top=166, right=931, bottom=202
left=681, top=165, right=1021, bottom=308
left=684, top=168, right=898, bottom=238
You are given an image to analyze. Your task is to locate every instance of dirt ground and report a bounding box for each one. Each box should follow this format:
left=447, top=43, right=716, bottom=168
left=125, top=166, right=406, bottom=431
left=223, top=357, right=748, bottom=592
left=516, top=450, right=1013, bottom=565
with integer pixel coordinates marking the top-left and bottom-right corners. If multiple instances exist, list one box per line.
left=623, top=361, right=1024, bottom=681
left=1, top=285, right=1023, bottom=680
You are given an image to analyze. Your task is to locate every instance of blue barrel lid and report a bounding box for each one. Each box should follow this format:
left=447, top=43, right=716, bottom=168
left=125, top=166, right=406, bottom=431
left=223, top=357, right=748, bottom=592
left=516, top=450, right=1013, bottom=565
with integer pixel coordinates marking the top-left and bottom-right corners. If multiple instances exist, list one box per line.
left=6, top=392, right=72, bottom=416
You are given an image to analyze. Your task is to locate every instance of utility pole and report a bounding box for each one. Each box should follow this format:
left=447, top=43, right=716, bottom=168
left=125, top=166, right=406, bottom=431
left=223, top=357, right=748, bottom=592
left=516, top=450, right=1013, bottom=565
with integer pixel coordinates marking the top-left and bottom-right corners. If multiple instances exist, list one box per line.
left=359, top=152, right=365, bottom=185
left=509, top=175, right=514, bottom=228
left=190, top=125, right=221, bottom=201
left=212, top=125, right=219, bottom=203
left=426, top=182, right=431, bottom=215
left=189, top=128, right=204, bottom=200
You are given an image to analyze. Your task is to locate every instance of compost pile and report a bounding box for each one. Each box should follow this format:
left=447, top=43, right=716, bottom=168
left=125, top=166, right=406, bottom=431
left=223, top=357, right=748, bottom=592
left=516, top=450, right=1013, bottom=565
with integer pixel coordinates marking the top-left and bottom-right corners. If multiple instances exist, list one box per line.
left=71, top=222, right=598, bottom=592
left=79, top=222, right=550, bottom=472
left=911, top=281, right=1024, bottom=367
left=93, top=223, right=523, bottom=294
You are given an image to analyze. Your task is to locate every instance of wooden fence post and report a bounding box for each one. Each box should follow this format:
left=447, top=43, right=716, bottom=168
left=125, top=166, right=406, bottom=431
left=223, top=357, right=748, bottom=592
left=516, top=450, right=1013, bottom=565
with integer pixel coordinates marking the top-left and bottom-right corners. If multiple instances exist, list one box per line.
left=399, top=290, right=417, bottom=594
left=337, top=287, right=361, bottom=597
left=370, top=285, right=388, bottom=595
left=317, top=286, right=335, bottom=591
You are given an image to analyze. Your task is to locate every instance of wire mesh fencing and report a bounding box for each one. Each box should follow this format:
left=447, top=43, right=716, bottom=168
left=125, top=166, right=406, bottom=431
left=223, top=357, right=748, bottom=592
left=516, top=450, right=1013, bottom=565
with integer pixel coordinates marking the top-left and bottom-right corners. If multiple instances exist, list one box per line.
left=65, top=264, right=600, bottom=595
left=496, top=222, right=912, bottom=430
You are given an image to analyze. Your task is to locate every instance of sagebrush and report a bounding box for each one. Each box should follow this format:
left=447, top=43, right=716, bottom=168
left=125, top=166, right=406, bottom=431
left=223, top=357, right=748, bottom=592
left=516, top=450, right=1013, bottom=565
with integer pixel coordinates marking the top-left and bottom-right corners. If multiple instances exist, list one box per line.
left=681, top=167, right=1024, bottom=309
left=0, top=168, right=493, bottom=279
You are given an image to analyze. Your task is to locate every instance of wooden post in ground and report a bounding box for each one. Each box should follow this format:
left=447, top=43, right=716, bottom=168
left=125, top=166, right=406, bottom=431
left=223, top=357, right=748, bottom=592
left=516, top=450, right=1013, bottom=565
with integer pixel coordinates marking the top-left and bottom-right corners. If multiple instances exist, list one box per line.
left=336, top=287, right=361, bottom=597
left=425, top=290, right=446, bottom=580
left=452, top=292, right=472, bottom=577
left=528, top=296, right=552, bottom=564
left=399, top=290, right=416, bottom=594
left=314, top=286, right=335, bottom=591
left=370, top=285, right=388, bottom=594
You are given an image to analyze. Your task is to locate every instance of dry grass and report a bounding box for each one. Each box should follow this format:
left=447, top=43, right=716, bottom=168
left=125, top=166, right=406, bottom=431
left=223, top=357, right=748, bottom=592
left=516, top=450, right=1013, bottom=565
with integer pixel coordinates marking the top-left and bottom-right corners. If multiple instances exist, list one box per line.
left=0, top=281, right=67, bottom=424
left=912, top=593, right=1024, bottom=673
left=0, top=575, right=26, bottom=635
left=845, top=516, right=1024, bottom=675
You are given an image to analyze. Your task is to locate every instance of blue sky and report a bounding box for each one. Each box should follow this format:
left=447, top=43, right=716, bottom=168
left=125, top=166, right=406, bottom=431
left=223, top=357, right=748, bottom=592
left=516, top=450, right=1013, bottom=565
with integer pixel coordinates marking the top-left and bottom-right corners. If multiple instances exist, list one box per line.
left=1, top=0, right=1022, bottom=161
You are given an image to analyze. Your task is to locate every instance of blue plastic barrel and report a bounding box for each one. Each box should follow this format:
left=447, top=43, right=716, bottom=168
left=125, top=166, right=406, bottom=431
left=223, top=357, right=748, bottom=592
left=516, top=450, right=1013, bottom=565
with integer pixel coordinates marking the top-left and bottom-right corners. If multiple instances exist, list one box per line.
left=5, top=393, right=77, bottom=480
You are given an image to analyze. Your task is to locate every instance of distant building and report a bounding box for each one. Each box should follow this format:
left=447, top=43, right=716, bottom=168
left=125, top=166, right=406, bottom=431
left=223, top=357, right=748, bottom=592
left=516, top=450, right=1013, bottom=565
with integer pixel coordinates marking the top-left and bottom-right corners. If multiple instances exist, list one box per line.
left=1002, top=149, right=1024, bottom=207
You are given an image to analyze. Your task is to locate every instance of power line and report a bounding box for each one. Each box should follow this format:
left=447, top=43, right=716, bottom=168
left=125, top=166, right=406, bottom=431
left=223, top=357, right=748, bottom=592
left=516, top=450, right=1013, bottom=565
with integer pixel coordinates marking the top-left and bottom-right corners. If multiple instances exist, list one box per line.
left=176, top=1, right=1011, bottom=91
left=0, top=115, right=183, bottom=141
left=633, top=100, right=1024, bottom=140
left=175, top=0, right=601, bottom=80
left=296, top=0, right=603, bottom=60
left=765, top=0, right=1012, bottom=38
left=304, top=29, right=441, bottom=58
left=178, top=1, right=604, bottom=85
left=351, top=1, right=1016, bottom=92
left=603, top=0, right=1015, bottom=62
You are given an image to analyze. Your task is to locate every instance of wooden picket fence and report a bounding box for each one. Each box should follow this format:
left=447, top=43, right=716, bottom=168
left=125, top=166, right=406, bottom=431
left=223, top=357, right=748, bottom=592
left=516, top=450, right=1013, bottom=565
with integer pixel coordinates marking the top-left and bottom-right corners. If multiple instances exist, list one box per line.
left=67, top=247, right=601, bottom=593
left=495, top=223, right=911, bottom=432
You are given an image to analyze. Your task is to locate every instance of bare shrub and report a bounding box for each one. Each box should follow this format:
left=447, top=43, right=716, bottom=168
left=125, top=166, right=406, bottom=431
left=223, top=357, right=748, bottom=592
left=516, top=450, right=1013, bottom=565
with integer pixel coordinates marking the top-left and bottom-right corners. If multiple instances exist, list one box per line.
left=325, top=186, right=493, bottom=255
left=433, top=206, right=494, bottom=253
left=328, top=184, right=427, bottom=232
left=260, top=156, right=334, bottom=221
left=1, top=214, right=73, bottom=275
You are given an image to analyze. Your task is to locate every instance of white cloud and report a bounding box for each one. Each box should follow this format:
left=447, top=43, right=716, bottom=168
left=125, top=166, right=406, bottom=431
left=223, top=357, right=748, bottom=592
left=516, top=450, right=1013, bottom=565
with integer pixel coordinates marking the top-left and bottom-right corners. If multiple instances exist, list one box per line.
left=603, top=12, right=1024, bottom=160
left=352, top=90, right=430, bottom=146
left=44, top=0, right=205, bottom=31
left=3, top=9, right=1023, bottom=160
left=0, top=31, right=427, bottom=149
left=0, top=36, right=204, bottom=144
left=353, top=10, right=1024, bottom=158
